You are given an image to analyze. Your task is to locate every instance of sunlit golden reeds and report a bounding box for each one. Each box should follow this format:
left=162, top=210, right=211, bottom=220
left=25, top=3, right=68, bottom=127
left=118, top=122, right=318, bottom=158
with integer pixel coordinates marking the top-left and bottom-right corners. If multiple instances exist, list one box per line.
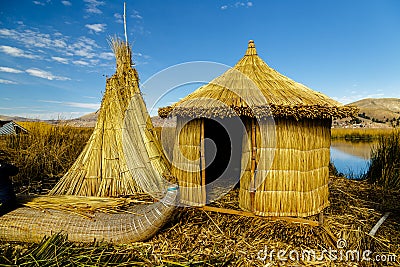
left=365, top=130, right=400, bottom=191
left=0, top=122, right=92, bottom=193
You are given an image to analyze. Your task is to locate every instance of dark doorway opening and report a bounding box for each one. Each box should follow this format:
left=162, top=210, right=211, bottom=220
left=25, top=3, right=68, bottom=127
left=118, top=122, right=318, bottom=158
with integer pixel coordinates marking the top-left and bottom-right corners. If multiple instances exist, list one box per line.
left=204, top=117, right=244, bottom=192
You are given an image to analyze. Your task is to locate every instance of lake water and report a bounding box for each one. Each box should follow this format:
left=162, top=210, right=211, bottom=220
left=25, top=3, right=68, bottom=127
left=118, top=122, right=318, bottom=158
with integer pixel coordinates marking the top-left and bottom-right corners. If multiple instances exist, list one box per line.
left=330, top=140, right=378, bottom=178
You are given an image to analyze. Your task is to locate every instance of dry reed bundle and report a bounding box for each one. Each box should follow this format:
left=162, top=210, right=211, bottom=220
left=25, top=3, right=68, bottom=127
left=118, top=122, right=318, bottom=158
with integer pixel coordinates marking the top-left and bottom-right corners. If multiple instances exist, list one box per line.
left=18, top=194, right=153, bottom=218
left=0, top=186, right=178, bottom=244
left=50, top=38, right=173, bottom=197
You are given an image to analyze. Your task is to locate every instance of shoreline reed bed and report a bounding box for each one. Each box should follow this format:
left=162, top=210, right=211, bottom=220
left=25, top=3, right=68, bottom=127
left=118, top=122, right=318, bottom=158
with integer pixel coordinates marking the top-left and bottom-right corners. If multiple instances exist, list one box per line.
left=331, top=128, right=395, bottom=141
left=0, top=122, right=93, bottom=194
left=365, top=130, right=400, bottom=191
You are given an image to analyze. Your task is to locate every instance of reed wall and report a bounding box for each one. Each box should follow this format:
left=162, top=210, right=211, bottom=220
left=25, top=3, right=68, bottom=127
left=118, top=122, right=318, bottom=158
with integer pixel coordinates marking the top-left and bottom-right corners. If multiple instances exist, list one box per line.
left=172, top=118, right=204, bottom=206
left=239, top=118, right=331, bottom=217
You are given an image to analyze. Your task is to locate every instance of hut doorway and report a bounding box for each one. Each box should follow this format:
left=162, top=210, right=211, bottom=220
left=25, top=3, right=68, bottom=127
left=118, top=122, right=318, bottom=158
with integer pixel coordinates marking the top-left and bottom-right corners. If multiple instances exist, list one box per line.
left=203, top=118, right=244, bottom=199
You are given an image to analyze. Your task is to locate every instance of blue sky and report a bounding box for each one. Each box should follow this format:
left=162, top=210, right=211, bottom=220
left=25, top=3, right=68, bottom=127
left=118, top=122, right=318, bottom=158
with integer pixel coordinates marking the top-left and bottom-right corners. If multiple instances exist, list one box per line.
left=0, top=0, right=399, bottom=119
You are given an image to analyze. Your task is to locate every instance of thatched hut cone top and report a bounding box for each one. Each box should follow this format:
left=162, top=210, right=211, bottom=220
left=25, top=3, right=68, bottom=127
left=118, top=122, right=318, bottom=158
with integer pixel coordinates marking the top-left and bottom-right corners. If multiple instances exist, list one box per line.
left=158, top=40, right=358, bottom=119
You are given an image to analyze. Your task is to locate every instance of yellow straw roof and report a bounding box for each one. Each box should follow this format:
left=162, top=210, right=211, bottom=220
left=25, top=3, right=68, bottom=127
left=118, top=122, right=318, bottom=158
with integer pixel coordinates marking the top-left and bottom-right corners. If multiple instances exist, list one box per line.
left=159, top=40, right=357, bottom=119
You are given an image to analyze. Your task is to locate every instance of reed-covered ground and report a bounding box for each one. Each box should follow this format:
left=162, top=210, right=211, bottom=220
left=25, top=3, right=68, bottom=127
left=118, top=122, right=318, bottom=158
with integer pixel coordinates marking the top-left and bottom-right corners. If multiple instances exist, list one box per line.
left=0, top=122, right=399, bottom=266
left=0, top=176, right=399, bottom=266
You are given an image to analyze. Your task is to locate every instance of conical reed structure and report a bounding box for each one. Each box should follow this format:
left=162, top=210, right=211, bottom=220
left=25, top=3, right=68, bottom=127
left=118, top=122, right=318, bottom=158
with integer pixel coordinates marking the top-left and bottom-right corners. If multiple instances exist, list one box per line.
left=50, top=39, right=171, bottom=197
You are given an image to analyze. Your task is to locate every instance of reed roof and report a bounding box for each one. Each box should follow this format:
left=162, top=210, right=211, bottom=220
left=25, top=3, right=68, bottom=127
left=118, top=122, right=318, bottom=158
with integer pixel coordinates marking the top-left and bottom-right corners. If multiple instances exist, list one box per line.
left=159, top=40, right=357, bottom=120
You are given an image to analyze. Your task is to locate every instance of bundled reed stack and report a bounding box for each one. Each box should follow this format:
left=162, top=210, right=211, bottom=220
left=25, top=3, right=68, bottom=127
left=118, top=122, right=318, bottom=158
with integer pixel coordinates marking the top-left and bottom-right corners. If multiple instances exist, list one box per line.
left=159, top=40, right=357, bottom=217
left=51, top=39, right=172, bottom=197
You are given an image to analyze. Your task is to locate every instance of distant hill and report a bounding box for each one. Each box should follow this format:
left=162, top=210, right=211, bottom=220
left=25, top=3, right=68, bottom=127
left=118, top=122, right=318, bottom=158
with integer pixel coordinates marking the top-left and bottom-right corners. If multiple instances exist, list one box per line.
left=349, top=98, right=400, bottom=122
left=0, top=115, right=38, bottom=122
left=332, top=98, right=400, bottom=128
left=63, top=111, right=98, bottom=127
left=61, top=112, right=176, bottom=128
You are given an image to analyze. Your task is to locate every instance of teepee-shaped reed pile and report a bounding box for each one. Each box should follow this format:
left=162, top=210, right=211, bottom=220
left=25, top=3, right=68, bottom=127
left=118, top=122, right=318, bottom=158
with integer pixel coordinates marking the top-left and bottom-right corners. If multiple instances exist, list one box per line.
left=50, top=39, right=172, bottom=197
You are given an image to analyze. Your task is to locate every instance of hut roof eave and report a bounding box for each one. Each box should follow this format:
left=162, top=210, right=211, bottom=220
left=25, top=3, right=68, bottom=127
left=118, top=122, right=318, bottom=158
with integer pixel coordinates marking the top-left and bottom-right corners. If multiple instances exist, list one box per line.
left=158, top=104, right=358, bottom=120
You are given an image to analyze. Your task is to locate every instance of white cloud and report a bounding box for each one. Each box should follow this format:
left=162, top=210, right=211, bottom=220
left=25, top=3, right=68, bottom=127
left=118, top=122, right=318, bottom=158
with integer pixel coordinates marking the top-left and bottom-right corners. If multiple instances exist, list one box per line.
left=114, top=13, right=123, bottom=24
left=66, top=102, right=100, bottom=109
left=0, top=28, right=67, bottom=50
left=133, top=52, right=151, bottom=60
left=40, top=100, right=100, bottom=109
left=33, top=0, right=50, bottom=5
left=221, top=1, right=253, bottom=10
left=0, top=79, right=17, bottom=84
left=0, top=29, right=13, bottom=36
left=39, top=100, right=62, bottom=104
left=73, top=60, right=89, bottom=66
left=0, top=26, right=147, bottom=68
left=0, top=45, right=39, bottom=59
left=33, top=1, right=45, bottom=5
left=131, top=10, right=143, bottom=20
left=85, top=23, right=106, bottom=33
left=88, top=59, right=99, bottom=65
left=234, top=2, right=245, bottom=7
left=84, top=0, right=105, bottom=14
left=26, top=68, right=70, bottom=81
left=51, top=56, right=69, bottom=64
left=79, top=36, right=99, bottom=47
left=61, top=0, right=71, bottom=6
left=99, top=52, right=114, bottom=60
left=0, top=28, right=104, bottom=65
left=0, top=66, right=23, bottom=73
left=66, top=36, right=98, bottom=59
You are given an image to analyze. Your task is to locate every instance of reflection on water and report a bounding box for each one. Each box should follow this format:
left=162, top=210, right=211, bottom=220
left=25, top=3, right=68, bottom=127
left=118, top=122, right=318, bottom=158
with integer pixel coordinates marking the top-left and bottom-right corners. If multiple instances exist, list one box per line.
left=330, top=140, right=378, bottom=178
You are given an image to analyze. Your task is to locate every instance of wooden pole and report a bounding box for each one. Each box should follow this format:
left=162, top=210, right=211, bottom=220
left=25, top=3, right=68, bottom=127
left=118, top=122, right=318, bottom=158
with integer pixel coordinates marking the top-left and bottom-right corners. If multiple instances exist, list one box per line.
left=250, top=119, right=257, bottom=212
left=199, top=206, right=319, bottom=226
left=200, top=120, right=206, bottom=206
left=369, top=212, right=391, bottom=236
left=123, top=2, right=128, bottom=44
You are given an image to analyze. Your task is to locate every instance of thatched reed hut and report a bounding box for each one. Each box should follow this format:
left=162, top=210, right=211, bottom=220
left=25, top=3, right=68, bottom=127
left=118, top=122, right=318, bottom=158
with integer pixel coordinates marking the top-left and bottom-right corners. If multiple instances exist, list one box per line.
left=159, top=40, right=357, bottom=217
